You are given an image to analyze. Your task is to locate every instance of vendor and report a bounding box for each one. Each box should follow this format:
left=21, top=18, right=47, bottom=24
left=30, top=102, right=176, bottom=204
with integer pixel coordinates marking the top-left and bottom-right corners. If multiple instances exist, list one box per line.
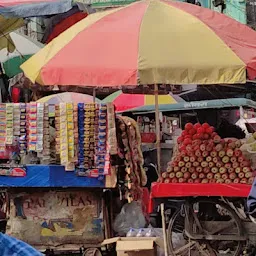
left=216, top=119, right=245, bottom=139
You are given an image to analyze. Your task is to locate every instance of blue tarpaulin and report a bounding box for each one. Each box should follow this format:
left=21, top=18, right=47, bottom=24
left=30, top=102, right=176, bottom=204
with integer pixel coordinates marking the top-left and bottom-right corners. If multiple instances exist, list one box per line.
left=0, top=165, right=104, bottom=187
left=0, top=233, right=42, bottom=256
left=0, top=0, right=73, bottom=18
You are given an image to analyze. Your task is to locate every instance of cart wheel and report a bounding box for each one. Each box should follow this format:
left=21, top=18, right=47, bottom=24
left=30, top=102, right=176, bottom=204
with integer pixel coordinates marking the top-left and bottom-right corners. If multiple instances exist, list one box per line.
left=167, top=199, right=244, bottom=256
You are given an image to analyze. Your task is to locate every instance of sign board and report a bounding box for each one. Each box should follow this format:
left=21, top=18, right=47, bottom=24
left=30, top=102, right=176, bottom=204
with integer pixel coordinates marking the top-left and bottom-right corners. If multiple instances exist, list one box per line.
left=247, top=0, right=256, bottom=30
left=7, top=190, right=103, bottom=249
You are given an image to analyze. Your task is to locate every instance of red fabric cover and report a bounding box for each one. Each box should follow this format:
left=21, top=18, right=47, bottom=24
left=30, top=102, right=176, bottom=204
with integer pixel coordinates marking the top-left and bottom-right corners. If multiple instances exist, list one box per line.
left=11, top=87, right=20, bottom=103
left=46, top=12, right=88, bottom=43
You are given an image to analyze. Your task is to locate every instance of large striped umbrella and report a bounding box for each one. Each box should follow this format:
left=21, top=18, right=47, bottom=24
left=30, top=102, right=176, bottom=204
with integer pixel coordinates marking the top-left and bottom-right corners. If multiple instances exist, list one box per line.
left=103, top=90, right=178, bottom=112
left=37, top=92, right=101, bottom=104
left=21, top=0, right=256, bottom=87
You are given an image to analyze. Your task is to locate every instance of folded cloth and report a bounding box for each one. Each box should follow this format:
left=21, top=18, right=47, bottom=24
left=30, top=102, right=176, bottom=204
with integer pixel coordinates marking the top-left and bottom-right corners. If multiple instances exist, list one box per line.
left=0, top=233, right=43, bottom=256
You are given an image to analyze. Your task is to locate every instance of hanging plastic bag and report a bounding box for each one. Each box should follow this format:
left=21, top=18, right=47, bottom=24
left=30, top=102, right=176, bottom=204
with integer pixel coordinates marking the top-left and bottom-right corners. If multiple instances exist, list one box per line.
left=113, top=201, right=146, bottom=236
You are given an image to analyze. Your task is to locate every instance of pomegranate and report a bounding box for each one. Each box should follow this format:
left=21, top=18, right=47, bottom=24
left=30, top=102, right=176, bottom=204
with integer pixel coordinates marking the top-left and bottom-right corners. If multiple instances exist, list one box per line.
left=211, top=167, right=218, bottom=174
left=169, top=172, right=176, bottom=179
left=164, top=178, right=171, bottom=183
left=226, top=149, right=234, bottom=157
left=173, top=166, right=180, bottom=172
left=235, top=167, right=242, bottom=173
left=183, top=156, right=190, bottom=162
left=230, top=156, right=237, bottom=163
left=225, top=179, right=232, bottom=184
left=185, top=162, right=192, bottom=168
left=229, top=173, right=237, bottom=180
left=178, top=161, right=185, bottom=167
left=171, top=178, right=178, bottom=183
left=178, top=178, right=186, bottom=183
left=196, top=166, right=203, bottom=173
left=193, top=162, right=199, bottom=167
left=162, top=172, right=168, bottom=178
left=208, top=162, right=215, bottom=168
left=240, top=178, right=247, bottom=184
left=234, top=149, right=242, bottom=157
left=176, top=172, right=183, bottom=178
left=181, top=167, right=188, bottom=173
left=206, top=156, right=212, bottom=162
left=199, top=173, right=205, bottom=179
left=201, top=161, right=208, bottom=168
left=232, top=162, right=239, bottom=169
left=185, top=123, right=194, bottom=131
left=214, top=173, right=221, bottom=179
left=213, top=135, right=221, bottom=144
left=219, top=167, right=227, bottom=174
left=222, top=156, right=230, bottom=164
left=184, top=172, right=191, bottom=179
left=210, top=151, right=218, bottom=157
left=222, top=173, right=228, bottom=180
left=191, top=173, right=198, bottom=179
left=207, top=173, right=214, bottom=179
left=194, top=123, right=201, bottom=130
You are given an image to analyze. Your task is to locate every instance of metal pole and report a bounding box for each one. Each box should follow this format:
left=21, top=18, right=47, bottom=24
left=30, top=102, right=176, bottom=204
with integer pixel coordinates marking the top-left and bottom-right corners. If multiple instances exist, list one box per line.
left=154, top=84, right=161, bottom=176
left=93, top=88, right=96, bottom=103
left=161, top=203, right=168, bottom=256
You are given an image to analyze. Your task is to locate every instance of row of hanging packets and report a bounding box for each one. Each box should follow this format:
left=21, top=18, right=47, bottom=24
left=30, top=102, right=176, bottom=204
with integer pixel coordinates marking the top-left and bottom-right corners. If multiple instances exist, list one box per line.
left=73, top=104, right=78, bottom=164
left=28, top=103, right=37, bottom=151
left=18, top=104, right=26, bottom=155
left=96, top=104, right=107, bottom=180
left=55, top=105, right=60, bottom=157
left=77, top=103, right=85, bottom=168
left=84, top=103, right=96, bottom=169
left=66, top=103, right=75, bottom=171
left=104, top=103, right=117, bottom=175
left=36, top=103, right=44, bottom=152
left=6, top=104, right=14, bottom=145
left=0, top=104, right=6, bottom=152
left=38, top=104, right=50, bottom=164
left=59, top=103, right=69, bottom=167
left=13, top=104, right=20, bottom=137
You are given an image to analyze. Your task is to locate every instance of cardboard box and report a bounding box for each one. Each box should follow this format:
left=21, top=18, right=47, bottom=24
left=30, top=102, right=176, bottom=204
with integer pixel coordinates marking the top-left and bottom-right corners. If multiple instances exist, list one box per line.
left=102, top=237, right=164, bottom=256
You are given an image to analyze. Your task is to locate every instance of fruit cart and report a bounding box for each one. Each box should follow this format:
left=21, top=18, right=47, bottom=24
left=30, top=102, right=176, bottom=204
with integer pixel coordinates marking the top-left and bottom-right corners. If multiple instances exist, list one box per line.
left=148, top=121, right=256, bottom=256
left=148, top=182, right=254, bottom=256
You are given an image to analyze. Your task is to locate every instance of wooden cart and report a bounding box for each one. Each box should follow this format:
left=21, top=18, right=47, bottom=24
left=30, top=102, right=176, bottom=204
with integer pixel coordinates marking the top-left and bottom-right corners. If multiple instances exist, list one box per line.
left=149, top=183, right=256, bottom=256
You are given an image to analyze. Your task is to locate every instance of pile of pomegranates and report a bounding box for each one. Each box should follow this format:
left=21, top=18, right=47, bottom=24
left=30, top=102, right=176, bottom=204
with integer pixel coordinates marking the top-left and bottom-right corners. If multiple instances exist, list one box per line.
left=158, top=123, right=254, bottom=184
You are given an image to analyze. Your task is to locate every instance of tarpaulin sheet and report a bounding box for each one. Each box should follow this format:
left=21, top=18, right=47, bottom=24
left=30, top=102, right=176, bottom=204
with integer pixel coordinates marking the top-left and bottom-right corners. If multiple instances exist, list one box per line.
left=0, top=165, right=104, bottom=187
left=0, top=0, right=73, bottom=18
left=151, top=182, right=251, bottom=198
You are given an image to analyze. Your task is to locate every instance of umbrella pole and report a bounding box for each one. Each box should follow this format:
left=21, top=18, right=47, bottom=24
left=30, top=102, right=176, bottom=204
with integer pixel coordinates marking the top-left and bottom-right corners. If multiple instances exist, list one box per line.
left=154, top=84, right=161, bottom=177
left=93, top=88, right=96, bottom=103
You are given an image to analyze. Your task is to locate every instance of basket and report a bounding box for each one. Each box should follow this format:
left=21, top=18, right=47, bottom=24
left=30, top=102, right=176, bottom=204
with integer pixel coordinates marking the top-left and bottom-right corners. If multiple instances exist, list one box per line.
left=141, top=132, right=156, bottom=143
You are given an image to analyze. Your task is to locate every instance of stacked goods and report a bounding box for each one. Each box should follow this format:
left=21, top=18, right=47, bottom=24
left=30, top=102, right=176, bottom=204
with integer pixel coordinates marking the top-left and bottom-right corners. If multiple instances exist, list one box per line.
left=159, top=123, right=254, bottom=184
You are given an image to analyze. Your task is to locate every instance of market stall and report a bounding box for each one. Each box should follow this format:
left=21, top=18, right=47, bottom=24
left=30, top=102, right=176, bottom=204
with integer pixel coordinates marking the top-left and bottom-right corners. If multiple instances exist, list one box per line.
left=149, top=122, right=256, bottom=255
left=19, top=1, right=256, bottom=254
left=0, top=101, right=146, bottom=254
